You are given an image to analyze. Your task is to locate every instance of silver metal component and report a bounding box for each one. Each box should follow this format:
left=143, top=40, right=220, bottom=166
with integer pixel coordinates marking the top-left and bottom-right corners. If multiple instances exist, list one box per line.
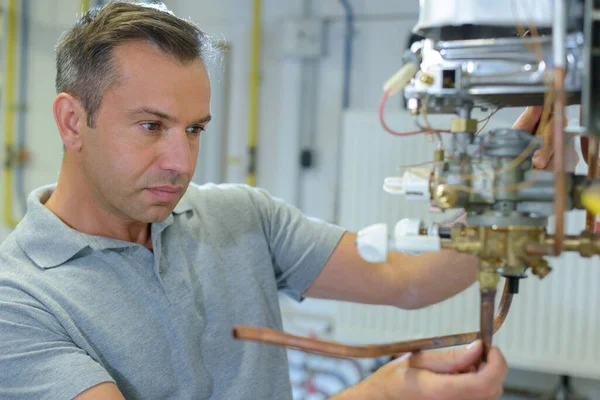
left=457, top=103, right=473, bottom=119
left=554, top=0, right=567, bottom=69
left=452, top=132, right=474, bottom=158
left=404, top=34, right=583, bottom=113
left=466, top=212, right=549, bottom=227
left=582, top=0, right=600, bottom=137
left=476, top=129, right=541, bottom=158
left=435, top=129, right=575, bottom=227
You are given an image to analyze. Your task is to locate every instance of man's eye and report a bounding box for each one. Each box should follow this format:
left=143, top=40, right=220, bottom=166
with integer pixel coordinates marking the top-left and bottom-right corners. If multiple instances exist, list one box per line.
left=186, top=126, right=205, bottom=136
left=141, top=122, right=161, bottom=131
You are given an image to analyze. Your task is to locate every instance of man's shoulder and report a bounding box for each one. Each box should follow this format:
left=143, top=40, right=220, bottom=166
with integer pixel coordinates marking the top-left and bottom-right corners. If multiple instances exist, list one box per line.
left=185, top=182, right=262, bottom=198
left=180, top=182, right=272, bottom=210
left=0, top=234, right=26, bottom=263
left=0, top=234, right=38, bottom=279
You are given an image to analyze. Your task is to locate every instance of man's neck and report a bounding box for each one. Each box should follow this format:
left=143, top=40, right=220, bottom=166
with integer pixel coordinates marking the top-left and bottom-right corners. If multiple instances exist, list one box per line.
left=44, top=169, right=153, bottom=249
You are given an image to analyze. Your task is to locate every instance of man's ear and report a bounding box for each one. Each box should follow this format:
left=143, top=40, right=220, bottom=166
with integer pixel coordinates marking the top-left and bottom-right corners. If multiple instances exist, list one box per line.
left=53, top=93, right=87, bottom=151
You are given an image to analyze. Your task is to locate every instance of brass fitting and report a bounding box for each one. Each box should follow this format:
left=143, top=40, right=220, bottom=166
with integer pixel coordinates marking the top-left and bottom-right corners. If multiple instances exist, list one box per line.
left=479, top=262, right=500, bottom=292
left=418, top=73, right=434, bottom=85
left=433, top=149, right=444, bottom=162
left=549, top=231, right=600, bottom=257
left=451, top=118, right=478, bottom=133
left=447, top=225, right=481, bottom=253
left=433, top=184, right=460, bottom=209
left=444, top=224, right=553, bottom=280
left=530, top=258, right=552, bottom=279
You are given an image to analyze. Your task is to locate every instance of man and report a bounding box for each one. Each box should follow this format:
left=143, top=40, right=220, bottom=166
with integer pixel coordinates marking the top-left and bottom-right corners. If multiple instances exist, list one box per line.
left=0, top=2, right=518, bottom=399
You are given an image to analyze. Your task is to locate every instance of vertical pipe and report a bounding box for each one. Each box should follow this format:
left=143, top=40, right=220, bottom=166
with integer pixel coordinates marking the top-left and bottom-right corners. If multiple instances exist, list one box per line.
left=480, top=289, right=496, bottom=362
left=80, top=0, right=90, bottom=13
left=586, top=137, right=599, bottom=231
left=479, top=260, right=499, bottom=362
left=296, top=0, right=319, bottom=209
left=552, top=0, right=567, bottom=254
left=3, top=0, right=19, bottom=229
left=16, top=0, right=30, bottom=215
left=246, top=0, right=261, bottom=186
left=339, top=0, right=354, bottom=110
left=333, top=0, right=355, bottom=223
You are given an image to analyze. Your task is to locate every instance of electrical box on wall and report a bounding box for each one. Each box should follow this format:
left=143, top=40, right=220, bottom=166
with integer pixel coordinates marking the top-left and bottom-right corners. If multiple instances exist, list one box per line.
left=281, top=18, right=324, bottom=59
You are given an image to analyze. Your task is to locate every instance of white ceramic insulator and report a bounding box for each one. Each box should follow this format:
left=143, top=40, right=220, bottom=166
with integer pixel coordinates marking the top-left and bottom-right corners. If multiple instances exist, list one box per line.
left=383, top=169, right=431, bottom=200
left=355, top=223, right=389, bottom=263
left=392, top=218, right=441, bottom=254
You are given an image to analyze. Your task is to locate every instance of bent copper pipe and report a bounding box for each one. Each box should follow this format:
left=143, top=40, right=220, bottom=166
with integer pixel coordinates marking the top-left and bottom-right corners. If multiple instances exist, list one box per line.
left=232, top=280, right=513, bottom=358
left=480, top=289, right=496, bottom=363
left=553, top=66, right=566, bottom=255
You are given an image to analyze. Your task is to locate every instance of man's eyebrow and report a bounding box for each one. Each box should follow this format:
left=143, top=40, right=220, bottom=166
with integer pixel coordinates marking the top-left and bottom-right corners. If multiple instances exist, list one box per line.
left=127, top=108, right=212, bottom=125
left=127, top=107, right=177, bottom=122
left=191, top=115, right=212, bottom=125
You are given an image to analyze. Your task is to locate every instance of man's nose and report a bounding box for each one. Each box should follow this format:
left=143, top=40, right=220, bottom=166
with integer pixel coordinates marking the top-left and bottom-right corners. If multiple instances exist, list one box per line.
left=159, top=131, right=195, bottom=176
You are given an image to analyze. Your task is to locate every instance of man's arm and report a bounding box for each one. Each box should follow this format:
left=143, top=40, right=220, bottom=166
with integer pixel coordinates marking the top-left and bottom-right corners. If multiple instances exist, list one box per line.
left=304, top=231, right=477, bottom=309
left=304, top=210, right=477, bottom=310
left=74, top=383, right=125, bottom=400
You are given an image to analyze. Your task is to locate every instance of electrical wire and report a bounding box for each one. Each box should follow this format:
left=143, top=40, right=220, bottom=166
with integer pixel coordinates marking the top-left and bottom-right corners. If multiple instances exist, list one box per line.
left=397, top=160, right=439, bottom=171
left=379, top=89, right=451, bottom=136
left=475, top=107, right=503, bottom=135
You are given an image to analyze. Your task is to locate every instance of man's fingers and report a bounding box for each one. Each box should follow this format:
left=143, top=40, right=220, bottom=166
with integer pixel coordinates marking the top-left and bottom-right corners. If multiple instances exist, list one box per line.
left=513, top=106, right=544, bottom=134
left=437, top=347, right=507, bottom=399
left=407, top=341, right=483, bottom=374
left=532, top=148, right=553, bottom=170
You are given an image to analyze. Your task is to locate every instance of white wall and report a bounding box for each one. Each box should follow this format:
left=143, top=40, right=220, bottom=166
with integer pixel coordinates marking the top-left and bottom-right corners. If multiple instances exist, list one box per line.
left=0, top=0, right=81, bottom=241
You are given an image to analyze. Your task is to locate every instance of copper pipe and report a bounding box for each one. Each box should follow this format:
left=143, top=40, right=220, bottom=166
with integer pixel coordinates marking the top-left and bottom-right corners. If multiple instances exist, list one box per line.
left=524, top=242, right=555, bottom=256
left=586, top=137, right=599, bottom=231
left=480, top=289, right=496, bottom=362
left=526, top=234, right=600, bottom=256
left=232, top=280, right=513, bottom=358
left=553, top=66, right=566, bottom=255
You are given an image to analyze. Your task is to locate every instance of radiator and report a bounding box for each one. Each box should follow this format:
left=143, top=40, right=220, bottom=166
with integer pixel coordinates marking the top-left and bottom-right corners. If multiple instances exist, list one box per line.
left=332, top=109, right=600, bottom=380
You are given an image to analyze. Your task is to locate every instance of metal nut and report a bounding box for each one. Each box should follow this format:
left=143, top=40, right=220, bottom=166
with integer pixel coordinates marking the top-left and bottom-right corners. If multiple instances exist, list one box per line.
left=418, top=73, right=434, bottom=85
left=451, top=118, right=478, bottom=133
left=435, top=185, right=458, bottom=208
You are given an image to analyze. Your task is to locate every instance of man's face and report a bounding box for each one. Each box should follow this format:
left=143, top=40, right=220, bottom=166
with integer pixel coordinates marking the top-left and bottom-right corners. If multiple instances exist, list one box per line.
left=80, top=40, right=211, bottom=223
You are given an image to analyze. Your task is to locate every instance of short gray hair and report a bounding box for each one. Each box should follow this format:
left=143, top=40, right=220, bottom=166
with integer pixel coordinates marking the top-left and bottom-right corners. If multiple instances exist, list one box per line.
left=55, top=1, right=215, bottom=127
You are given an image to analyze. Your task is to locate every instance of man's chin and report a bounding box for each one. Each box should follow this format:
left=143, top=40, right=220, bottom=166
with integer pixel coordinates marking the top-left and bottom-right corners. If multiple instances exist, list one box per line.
left=139, top=205, right=176, bottom=223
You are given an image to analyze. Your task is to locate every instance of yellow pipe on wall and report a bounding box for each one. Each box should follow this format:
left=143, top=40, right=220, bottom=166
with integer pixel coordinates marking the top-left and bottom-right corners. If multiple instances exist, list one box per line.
left=80, top=0, right=90, bottom=13
left=246, top=0, right=261, bottom=186
left=3, top=0, right=19, bottom=229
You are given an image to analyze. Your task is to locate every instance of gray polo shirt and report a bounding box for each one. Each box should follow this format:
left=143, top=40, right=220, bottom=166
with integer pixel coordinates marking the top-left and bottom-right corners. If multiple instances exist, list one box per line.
left=0, top=183, right=345, bottom=399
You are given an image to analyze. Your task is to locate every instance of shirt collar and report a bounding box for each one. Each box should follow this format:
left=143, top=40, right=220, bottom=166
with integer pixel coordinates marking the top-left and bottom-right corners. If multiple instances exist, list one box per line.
left=15, top=185, right=91, bottom=269
left=14, top=184, right=195, bottom=269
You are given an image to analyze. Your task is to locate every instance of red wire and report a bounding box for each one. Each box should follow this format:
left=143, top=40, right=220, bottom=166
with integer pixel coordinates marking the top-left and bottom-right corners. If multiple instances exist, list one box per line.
left=378, top=89, right=449, bottom=137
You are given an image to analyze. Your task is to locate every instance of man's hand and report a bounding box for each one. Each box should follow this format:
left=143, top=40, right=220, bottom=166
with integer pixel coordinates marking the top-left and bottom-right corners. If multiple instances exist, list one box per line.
left=334, top=341, right=507, bottom=400
left=512, top=106, right=578, bottom=171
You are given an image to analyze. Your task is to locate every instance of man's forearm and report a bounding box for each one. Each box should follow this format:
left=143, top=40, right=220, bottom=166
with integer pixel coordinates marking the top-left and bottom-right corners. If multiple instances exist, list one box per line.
left=330, top=380, right=381, bottom=400
left=386, top=249, right=478, bottom=310
left=305, top=209, right=477, bottom=309
left=387, top=209, right=477, bottom=310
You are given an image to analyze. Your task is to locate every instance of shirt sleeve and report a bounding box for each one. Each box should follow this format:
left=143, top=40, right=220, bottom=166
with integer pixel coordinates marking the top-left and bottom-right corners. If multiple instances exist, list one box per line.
left=0, top=285, right=116, bottom=400
left=246, top=186, right=346, bottom=301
